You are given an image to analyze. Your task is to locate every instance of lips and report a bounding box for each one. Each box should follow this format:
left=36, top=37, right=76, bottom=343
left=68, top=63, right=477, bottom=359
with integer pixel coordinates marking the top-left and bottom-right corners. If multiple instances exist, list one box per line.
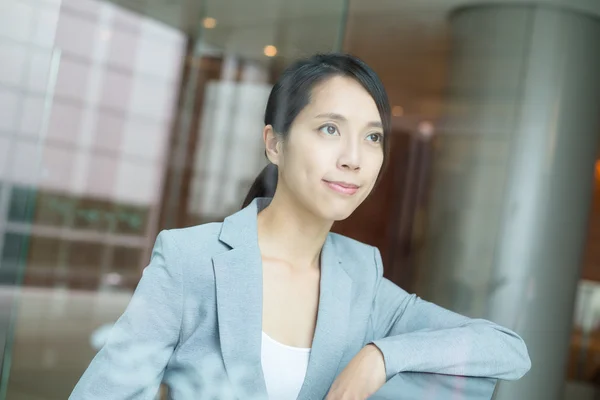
left=323, top=180, right=360, bottom=195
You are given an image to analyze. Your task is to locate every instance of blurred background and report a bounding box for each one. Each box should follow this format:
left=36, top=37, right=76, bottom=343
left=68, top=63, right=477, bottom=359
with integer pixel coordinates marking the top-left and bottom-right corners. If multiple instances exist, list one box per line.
left=0, top=0, right=599, bottom=399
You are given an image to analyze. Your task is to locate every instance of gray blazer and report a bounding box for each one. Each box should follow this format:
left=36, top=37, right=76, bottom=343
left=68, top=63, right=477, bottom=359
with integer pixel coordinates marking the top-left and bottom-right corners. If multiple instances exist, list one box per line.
left=70, top=198, right=530, bottom=400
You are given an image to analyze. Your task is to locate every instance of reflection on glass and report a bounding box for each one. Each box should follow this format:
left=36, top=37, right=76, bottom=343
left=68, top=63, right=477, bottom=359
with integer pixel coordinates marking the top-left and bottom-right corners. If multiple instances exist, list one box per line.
left=162, top=0, right=349, bottom=228
left=1, top=0, right=185, bottom=397
left=7, top=186, right=38, bottom=224
left=0, top=0, right=349, bottom=397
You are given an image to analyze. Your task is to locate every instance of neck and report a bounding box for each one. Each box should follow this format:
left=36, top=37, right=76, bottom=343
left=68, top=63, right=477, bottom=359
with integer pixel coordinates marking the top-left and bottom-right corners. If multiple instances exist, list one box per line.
left=257, top=190, right=332, bottom=269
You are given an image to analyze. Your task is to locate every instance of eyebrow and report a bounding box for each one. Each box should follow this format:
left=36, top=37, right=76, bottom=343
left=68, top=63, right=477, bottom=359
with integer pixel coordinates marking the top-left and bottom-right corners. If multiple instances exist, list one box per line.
left=315, top=113, right=383, bottom=129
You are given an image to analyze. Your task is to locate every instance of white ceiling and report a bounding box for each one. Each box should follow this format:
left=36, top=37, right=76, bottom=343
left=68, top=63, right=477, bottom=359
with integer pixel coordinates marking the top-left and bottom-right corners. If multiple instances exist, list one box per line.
left=106, top=0, right=454, bottom=42
left=106, top=0, right=600, bottom=36
left=104, top=0, right=600, bottom=132
left=104, top=0, right=455, bottom=129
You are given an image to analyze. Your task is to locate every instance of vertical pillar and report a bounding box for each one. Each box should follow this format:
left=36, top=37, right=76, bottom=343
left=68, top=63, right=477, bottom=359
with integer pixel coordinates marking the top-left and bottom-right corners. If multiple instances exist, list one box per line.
left=415, top=4, right=600, bottom=399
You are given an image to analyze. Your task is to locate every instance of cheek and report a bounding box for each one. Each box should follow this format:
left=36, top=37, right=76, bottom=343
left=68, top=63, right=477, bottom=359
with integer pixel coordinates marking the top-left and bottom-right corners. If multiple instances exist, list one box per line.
left=365, top=152, right=384, bottom=180
left=287, top=138, right=332, bottom=179
left=306, top=147, right=334, bottom=176
left=279, top=150, right=316, bottom=191
left=359, top=153, right=384, bottom=195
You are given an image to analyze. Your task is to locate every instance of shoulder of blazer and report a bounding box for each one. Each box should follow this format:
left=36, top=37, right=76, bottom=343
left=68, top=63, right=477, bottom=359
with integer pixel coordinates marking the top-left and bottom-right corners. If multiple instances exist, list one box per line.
left=159, top=223, right=229, bottom=268
left=328, top=232, right=379, bottom=285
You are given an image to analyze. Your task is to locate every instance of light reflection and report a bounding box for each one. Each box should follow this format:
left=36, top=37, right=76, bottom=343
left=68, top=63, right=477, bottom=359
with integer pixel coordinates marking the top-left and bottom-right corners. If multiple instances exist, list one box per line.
left=417, top=120, right=435, bottom=139
left=203, top=17, right=217, bottom=29
left=392, top=105, right=404, bottom=117
left=264, top=45, right=277, bottom=57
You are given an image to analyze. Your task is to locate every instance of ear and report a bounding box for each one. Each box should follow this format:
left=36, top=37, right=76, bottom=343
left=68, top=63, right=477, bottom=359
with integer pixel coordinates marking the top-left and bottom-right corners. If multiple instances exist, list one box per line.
left=263, top=125, right=282, bottom=165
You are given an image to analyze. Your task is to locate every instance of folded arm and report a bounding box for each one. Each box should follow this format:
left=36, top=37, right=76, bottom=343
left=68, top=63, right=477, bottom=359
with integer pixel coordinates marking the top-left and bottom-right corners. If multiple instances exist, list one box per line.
left=368, top=247, right=531, bottom=381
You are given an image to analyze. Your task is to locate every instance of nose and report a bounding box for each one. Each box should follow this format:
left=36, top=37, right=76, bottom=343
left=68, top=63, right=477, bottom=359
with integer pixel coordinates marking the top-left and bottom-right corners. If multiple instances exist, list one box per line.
left=337, top=138, right=361, bottom=171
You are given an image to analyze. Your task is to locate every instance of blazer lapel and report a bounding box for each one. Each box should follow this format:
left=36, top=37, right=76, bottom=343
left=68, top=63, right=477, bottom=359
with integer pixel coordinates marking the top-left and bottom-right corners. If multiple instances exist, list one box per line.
left=213, top=199, right=268, bottom=399
left=212, top=199, right=353, bottom=400
left=297, top=234, right=353, bottom=400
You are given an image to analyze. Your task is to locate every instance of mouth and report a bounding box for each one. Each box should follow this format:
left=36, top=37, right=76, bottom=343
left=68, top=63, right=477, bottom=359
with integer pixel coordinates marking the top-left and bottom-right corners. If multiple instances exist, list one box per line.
left=322, top=180, right=360, bottom=196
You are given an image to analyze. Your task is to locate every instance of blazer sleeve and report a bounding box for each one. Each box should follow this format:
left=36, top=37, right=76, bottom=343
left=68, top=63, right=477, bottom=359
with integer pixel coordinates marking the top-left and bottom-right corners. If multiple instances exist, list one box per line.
left=70, top=230, right=183, bottom=400
left=368, top=247, right=531, bottom=382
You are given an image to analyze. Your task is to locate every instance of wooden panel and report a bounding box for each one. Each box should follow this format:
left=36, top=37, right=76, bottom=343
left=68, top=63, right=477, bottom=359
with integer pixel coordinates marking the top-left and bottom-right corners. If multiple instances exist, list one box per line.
left=581, top=165, right=600, bottom=282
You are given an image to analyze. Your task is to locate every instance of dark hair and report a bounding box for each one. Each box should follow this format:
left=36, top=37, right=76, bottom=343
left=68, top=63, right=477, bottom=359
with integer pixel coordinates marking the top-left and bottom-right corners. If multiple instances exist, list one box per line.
left=242, top=53, right=391, bottom=209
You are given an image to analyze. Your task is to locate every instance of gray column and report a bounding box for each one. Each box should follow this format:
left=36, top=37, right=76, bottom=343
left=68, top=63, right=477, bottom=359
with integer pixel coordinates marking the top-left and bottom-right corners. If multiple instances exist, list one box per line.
left=414, top=4, right=600, bottom=400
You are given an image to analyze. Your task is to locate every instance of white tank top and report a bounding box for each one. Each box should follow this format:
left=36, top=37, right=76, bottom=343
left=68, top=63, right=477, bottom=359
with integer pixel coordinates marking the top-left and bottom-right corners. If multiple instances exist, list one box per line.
left=261, top=331, right=311, bottom=400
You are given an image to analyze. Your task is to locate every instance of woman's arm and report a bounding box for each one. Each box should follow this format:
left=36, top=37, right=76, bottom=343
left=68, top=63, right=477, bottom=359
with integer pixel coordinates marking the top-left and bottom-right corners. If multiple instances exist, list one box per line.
left=368, top=247, right=531, bottom=381
left=70, top=230, right=183, bottom=400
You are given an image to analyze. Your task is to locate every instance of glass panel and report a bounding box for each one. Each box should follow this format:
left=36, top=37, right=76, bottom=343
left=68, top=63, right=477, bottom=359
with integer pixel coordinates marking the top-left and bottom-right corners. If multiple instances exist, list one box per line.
left=0, top=0, right=187, bottom=398
left=160, top=0, right=350, bottom=227
left=33, top=191, right=73, bottom=228
left=0, top=0, right=348, bottom=398
left=7, top=186, right=38, bottom=225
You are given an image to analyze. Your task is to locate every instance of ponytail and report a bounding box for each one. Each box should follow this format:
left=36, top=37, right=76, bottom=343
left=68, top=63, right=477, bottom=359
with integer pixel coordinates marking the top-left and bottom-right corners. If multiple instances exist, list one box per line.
left=241, top=163, right=278, bottom=209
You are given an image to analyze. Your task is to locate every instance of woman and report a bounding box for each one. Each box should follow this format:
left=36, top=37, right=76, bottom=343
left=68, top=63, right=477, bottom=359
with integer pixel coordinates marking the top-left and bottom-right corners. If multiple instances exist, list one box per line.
left=70, top=53, right=530, bottom=400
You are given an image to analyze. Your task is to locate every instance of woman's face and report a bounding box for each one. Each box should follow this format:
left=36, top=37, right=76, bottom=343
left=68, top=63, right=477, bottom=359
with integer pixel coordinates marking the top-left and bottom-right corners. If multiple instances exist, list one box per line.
left=271, top=75, right=385, bottom=222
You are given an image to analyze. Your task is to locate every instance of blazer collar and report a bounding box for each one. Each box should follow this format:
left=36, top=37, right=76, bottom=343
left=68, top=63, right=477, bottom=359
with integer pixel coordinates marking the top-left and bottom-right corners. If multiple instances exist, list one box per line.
left=218, top=197, right=270, bottom=249
left=213, top=198, right=352, bottom=400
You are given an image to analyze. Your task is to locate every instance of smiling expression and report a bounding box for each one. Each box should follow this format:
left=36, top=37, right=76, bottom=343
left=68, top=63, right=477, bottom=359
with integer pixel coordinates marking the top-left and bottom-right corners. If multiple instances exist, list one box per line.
left=269, top=75, right=385, bottom=222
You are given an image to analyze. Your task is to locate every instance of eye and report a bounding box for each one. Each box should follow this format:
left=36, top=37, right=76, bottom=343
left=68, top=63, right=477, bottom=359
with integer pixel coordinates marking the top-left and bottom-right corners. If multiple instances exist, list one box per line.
left=319, top=124, right=339, bottom=136
left=367, top=133, right=383, bottom=143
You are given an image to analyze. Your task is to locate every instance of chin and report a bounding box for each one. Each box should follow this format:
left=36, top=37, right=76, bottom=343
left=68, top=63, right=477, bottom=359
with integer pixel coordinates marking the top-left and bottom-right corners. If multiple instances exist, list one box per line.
left=299, top=190, right=361, bottom=222
left=318, top=203, right=356, bottom=222
left=331, top=212, right=353, bottom=222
